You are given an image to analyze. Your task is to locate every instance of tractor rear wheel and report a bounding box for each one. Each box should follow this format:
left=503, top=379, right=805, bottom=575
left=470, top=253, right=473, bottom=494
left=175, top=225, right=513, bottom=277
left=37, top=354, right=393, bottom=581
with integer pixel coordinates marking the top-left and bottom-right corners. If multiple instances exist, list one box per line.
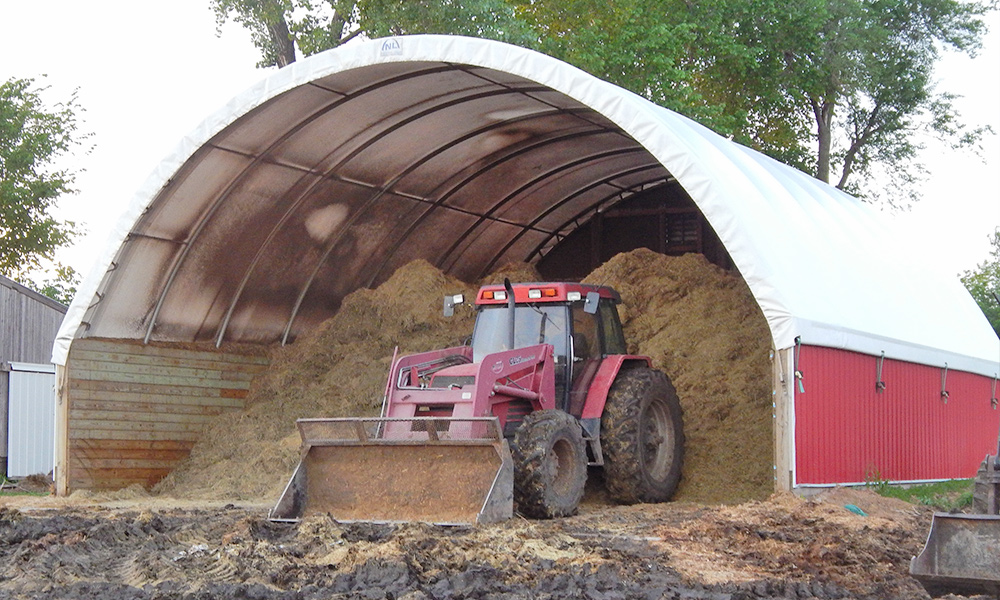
left=512, top=410, right=588, bottom=518
left=601, top=367, right=684, bottom=504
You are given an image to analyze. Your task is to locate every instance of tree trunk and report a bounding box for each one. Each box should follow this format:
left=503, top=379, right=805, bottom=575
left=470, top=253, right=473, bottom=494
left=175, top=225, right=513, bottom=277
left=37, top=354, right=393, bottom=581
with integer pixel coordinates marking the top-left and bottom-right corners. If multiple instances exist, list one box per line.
left=268, top=18, right=296, bottom=67
left=837, top=104, right=882, bottom=190
left=812, top=98, right=834, bottom=184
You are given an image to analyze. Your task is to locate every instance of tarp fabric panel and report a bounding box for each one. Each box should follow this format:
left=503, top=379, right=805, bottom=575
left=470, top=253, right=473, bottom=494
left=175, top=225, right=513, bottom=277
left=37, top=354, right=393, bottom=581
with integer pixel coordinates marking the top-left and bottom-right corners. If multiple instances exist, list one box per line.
left=52, top=35, right=999, bottom=378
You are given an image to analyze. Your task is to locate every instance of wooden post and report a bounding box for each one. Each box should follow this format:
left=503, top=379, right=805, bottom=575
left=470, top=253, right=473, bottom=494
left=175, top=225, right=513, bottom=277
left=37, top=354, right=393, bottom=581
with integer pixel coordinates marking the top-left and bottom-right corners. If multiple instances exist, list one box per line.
left=54, top=364, right=70, bottom=496
left=772, top=347, right=795, bottom=492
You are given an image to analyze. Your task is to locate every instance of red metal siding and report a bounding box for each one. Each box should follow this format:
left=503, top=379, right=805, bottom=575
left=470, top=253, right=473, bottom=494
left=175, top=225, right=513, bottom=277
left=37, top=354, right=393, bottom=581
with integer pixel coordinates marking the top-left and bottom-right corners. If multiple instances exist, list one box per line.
left=794, top=345, right=999, bottom=485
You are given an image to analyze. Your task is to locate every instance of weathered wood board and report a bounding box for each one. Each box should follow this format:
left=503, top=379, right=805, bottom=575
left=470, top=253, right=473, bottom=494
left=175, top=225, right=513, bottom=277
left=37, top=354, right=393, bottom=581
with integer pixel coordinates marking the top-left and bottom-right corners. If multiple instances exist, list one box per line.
left=61, top=338, right=270, bottom=492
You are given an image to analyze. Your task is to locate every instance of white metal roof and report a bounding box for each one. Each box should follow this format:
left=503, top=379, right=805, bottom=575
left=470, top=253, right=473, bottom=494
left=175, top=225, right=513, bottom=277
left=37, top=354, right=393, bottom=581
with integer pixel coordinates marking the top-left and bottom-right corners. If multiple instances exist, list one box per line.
left=53, top=35, right=999, bottom=377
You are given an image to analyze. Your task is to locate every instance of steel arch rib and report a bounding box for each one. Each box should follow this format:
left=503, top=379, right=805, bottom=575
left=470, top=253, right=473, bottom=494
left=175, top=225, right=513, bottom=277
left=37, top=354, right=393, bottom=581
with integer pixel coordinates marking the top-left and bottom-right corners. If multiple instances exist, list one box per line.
left=218, top=87, right=563, bottom=345
left=141, top=65, right=459, bottom=344
left=277, top=84, right=568, bottom=344
left=360, top=126, right=617, bottom=289
left=523, top=177, right=681, bottom=267
left=434, top=147, right=648, bottom=274
left=477, top=168, right=670, bottom=279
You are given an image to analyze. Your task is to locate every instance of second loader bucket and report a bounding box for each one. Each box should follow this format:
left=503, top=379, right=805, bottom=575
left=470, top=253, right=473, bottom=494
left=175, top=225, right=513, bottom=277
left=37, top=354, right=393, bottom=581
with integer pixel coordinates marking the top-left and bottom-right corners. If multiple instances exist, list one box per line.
left=270, top=417, right=513, bottom=525
left=909, top=513, right=1000, bottom=598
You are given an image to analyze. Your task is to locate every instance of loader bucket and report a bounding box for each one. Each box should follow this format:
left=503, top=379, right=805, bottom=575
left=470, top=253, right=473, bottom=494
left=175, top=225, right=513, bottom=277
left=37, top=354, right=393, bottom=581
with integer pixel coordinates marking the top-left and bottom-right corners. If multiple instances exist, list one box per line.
left=910, top=513, right=1000, bottom=598
left=269, top=417, right=513, bottom=525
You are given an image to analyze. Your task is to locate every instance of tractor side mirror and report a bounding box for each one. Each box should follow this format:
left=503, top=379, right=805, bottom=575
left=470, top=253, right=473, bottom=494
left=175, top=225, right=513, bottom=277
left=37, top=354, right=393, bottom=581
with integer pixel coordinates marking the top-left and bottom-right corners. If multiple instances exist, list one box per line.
left=443, top=293, right=464, bottom=317
left=583, top=291, right=600, bottom=315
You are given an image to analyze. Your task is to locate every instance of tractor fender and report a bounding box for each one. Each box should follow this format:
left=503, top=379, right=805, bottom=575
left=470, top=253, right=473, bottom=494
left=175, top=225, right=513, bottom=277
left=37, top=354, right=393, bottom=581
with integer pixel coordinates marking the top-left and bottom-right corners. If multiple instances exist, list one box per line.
left=579, top=355, right=652, bottom=420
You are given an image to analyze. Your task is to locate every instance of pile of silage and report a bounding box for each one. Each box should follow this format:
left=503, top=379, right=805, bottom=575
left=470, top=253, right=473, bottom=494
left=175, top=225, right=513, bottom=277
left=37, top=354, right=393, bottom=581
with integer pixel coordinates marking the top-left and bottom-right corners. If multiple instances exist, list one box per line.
left=584, top=248, right=773, bottom=503
left=156, top=251, right=773, bottom=504
left=154, top=260, right=540, bottom=501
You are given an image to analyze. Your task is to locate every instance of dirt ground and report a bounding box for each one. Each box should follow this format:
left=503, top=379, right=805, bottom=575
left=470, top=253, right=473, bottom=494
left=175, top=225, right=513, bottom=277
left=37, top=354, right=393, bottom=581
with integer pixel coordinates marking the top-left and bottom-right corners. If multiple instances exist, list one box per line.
left=0, top=486, right=972, bottom=600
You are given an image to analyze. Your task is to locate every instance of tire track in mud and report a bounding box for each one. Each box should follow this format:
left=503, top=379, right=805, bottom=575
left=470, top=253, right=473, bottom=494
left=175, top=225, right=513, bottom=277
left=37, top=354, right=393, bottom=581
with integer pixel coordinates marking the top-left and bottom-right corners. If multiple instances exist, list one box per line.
left=0, top=507, right=257, bottom=596
left=0, top=498, right=939, bottom=600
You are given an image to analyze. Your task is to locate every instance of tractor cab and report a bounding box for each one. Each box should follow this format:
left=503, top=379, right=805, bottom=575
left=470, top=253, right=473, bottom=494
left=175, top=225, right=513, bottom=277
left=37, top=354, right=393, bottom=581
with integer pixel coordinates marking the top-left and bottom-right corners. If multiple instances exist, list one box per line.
left=466, top=282, right=627, bottom=416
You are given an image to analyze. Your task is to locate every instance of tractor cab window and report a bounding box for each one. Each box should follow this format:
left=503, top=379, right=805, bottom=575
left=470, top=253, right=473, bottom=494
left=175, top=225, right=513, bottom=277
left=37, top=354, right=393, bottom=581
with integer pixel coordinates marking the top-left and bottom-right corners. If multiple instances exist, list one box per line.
left=471, top=305, right=569, bottom=363
left=571, top=306, right=600, bottom=361
left=598, top=300, right=627, bottom=354
left=567, top=305, right=602, bottom=416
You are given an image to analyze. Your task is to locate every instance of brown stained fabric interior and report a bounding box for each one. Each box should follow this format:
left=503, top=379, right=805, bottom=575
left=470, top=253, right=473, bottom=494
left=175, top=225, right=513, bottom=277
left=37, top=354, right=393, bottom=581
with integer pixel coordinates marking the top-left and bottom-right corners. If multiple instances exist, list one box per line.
left=78, top=62, right=674, bottom=348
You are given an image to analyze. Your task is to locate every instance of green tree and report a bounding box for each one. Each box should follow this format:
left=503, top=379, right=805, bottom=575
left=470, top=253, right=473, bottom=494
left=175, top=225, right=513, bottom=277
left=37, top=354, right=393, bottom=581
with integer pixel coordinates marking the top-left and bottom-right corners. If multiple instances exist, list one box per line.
left=0, top=77, right=84, bottom=281
left=961, top=227, right=1000, bottom=338
left=210, top=0, right=532, bottom=68
left=509, top=1, right=736, bottom=132
left=209, top=0, right=354, bottom=67
left=724, top=0, right=992, bottom=204
left=515, top=0, right=992, bottom=203
left=26, top=263, right=79, bottom=306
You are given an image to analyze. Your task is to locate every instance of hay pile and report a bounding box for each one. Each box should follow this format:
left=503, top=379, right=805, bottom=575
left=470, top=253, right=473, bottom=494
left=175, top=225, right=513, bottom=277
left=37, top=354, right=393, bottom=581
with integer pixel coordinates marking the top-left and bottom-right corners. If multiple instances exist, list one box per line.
left=584, top=249, right=774, bottom=503
left=157, top=250, right=772, bottom=504
left=154, top=260, right=539, bottom=500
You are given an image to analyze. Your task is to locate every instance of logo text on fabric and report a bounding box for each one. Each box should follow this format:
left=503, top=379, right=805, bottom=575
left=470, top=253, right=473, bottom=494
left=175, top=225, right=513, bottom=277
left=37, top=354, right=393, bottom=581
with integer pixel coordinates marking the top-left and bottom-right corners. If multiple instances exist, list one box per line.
left=380, top=38, right=402, bottom=56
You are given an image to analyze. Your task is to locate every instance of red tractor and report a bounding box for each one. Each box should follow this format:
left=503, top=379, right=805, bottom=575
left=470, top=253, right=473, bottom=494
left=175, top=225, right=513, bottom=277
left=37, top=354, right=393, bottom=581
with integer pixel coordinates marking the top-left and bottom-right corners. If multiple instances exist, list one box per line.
left=272, top=280, right=684, bottom=523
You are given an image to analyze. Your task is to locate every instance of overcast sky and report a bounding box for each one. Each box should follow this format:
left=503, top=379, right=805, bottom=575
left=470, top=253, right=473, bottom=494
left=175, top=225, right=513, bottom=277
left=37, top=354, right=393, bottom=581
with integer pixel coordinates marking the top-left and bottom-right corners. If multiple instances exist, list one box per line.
left=2, top=1, right=998, bottom=285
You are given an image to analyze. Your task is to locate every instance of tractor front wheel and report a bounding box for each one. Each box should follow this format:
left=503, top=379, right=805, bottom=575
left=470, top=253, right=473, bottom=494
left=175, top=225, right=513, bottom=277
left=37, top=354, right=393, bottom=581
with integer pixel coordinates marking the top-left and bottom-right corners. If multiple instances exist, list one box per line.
left=601, top=367, right=684, bottom=504
left=512, top=410, right=588, bottom=518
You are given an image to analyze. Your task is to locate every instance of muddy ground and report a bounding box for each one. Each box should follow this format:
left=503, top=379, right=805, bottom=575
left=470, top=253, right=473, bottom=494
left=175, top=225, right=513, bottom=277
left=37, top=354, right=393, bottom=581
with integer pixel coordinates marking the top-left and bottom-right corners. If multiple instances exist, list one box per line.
left=0, top=487, right=981, bottom=600
left=6, top=254, right=981, bottom=598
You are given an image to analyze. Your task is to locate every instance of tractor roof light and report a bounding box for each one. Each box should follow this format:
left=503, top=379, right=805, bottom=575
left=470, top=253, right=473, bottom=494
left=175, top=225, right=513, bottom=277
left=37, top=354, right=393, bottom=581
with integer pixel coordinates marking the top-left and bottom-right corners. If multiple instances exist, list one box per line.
left=566, top=291, right=582, bottom=301
left=483, top=290, right=507, bottom=301
left=528, top=288, right=558, bottom=299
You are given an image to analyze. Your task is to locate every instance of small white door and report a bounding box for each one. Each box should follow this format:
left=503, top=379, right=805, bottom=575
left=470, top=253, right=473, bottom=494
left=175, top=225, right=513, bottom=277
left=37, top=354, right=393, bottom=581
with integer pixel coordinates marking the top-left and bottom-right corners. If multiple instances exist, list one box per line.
left=7, top=362, right=56, bottom=478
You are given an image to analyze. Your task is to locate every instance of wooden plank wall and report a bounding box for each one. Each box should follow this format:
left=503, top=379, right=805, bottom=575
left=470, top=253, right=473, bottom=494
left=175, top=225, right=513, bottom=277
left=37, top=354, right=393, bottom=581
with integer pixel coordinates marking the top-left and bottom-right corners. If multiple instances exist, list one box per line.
left=64, top=338, right=270, bottom=491
left=0, top=274, right=67, bottom=365
left=2, top=274, right=66, bottom=477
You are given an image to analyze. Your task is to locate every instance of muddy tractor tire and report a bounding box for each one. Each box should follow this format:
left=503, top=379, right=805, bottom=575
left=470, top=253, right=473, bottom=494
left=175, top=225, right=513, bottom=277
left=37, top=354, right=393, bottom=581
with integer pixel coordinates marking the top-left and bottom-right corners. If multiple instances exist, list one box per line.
left=512, top=409, right=588, bottom=518
left=601, top=367, right=684, bottom=504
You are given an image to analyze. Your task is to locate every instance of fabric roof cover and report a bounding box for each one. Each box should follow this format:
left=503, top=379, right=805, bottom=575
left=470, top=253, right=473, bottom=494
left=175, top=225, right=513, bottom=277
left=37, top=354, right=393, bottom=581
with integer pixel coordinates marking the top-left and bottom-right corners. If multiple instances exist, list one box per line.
left=53, top=35, right=999, bottom=377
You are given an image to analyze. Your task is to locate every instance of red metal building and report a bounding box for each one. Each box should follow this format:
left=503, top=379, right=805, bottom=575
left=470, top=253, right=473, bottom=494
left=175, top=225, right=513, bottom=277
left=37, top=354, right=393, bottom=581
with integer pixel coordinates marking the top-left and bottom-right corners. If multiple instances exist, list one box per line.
left=793, top=346, right=998, bottom=486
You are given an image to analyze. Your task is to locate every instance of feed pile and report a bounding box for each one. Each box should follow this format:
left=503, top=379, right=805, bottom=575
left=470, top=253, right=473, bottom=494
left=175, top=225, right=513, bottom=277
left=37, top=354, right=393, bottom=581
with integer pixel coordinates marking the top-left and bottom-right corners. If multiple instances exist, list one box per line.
left=583, top=249, right=773, bottom=502
left=154, top=260, right=539, bottom=501
left=157, top=250, right=773, bottom=504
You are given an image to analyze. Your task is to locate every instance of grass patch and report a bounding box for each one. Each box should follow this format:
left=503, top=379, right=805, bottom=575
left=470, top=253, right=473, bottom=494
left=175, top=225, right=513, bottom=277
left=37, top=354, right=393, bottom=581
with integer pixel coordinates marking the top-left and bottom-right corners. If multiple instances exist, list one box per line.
left=865, top=471, right=974, bottom=512
left=0, top=490, right=50, bottom=497
left=0, top=475, right=51, bottom=497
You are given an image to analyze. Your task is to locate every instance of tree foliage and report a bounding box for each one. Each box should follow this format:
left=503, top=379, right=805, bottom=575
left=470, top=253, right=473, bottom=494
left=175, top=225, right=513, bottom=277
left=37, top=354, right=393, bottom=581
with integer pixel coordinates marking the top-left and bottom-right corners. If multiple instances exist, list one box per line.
left=720, top=0, right=993, bottom=205
left=25, top=263, right=79, bottom=306
left=211, top=0, right=993, bottom=204
left=0, top=77, right=84, bottom=280
left=961, top=227, right=1000, bottom=338
left=210, top=0, right=532, bottom=68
